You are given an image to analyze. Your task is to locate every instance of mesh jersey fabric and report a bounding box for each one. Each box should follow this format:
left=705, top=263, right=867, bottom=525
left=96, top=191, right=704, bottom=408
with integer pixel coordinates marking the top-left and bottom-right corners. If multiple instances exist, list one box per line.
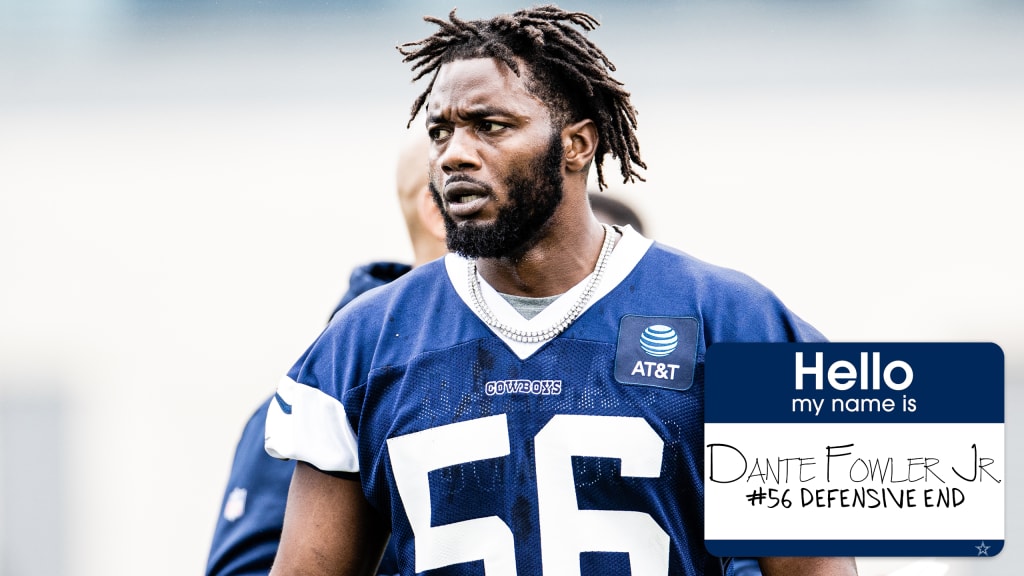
left=267, top=230, right=824, bottom=575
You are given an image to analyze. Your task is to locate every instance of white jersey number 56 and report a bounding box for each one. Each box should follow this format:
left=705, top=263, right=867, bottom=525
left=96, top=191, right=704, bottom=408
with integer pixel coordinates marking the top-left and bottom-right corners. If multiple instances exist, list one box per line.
left=387, top=414, right=670, bottom=575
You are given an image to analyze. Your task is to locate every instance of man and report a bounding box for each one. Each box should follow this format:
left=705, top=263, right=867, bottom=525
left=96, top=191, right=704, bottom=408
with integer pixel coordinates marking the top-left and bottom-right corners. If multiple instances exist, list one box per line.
left=266, top=6, right=857, bottom=575
left=205, top=131, right=446, bottom=576
left=206, top=134, right=648, bottom=576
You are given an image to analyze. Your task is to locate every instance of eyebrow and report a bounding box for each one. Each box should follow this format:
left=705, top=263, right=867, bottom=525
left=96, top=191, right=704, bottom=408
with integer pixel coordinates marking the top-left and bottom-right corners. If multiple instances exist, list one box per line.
left=427, top=105, right=514, bottom=125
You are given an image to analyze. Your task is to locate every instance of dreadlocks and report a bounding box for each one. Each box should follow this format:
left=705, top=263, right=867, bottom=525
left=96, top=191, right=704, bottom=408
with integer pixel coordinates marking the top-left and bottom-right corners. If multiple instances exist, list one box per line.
left=397, top=5, right=645, bottom=190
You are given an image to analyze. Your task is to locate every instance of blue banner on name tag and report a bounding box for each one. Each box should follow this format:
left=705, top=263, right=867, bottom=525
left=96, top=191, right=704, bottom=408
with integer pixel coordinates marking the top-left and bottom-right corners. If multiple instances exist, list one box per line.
left=706, top=343, right=1003, bottom=423
left=703, top=342, right=1004, bottom=558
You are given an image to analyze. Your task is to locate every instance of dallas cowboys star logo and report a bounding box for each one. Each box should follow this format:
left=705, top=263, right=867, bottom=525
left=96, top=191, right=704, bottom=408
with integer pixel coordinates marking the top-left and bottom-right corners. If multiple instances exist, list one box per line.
left=976, top=541, right=991, bottom=556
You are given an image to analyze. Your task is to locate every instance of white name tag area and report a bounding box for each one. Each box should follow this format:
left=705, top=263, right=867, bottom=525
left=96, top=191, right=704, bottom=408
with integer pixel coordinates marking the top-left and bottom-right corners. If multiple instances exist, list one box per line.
left=704, top=343, right=1004, bottom=557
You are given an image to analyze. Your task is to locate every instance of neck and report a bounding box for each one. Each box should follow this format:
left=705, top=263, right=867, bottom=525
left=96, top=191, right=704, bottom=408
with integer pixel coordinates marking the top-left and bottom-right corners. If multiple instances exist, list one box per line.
left=474, top=217, right=615, bottom=297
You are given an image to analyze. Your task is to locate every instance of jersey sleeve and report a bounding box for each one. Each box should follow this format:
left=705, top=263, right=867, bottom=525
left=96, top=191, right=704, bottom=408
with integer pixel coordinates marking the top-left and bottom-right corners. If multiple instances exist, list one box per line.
left=264, top=305, right=381, bottom=475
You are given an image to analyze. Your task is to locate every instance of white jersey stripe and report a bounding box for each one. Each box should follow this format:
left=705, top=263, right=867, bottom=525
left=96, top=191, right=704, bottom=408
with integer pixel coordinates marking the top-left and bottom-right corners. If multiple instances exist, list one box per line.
left=264, top=375, right=360, bottom=473
left=446, top=225, right=653, bottom=359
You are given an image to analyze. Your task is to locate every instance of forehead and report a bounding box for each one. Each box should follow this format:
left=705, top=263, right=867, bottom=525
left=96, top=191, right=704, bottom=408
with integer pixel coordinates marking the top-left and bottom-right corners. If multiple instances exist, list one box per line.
left=427, top=57, right=549, bottom=121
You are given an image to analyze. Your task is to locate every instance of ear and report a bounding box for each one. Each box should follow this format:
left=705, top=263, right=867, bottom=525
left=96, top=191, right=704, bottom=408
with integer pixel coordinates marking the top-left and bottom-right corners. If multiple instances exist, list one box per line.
left=561, top=119, right=598, bottom=173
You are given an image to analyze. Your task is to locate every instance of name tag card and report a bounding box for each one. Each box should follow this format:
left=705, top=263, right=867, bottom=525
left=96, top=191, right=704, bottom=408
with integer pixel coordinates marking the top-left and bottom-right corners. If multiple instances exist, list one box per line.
left=704, top=343, right=1004, bottom=557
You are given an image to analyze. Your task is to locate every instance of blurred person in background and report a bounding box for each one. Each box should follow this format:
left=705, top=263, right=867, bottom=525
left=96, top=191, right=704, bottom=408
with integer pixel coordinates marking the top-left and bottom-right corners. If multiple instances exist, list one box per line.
left=588, top=190, right=646, bottom=235
left=205, top=130, right=445, bottom=576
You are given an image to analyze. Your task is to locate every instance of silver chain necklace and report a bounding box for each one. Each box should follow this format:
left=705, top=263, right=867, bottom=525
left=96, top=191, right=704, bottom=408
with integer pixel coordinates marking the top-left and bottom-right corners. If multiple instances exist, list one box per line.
left=466, top=224, right=616, bottom=343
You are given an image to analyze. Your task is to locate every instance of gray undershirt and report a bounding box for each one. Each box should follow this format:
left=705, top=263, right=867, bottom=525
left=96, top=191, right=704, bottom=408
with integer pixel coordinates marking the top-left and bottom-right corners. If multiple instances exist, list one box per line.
left=495, top=224, right=619, bottom=320
left=498, top=293, right=563, bottom=320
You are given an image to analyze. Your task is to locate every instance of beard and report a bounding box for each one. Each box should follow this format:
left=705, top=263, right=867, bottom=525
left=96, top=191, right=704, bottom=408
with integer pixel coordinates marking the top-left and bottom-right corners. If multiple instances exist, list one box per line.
left=430, top=132, right=565, bottom=260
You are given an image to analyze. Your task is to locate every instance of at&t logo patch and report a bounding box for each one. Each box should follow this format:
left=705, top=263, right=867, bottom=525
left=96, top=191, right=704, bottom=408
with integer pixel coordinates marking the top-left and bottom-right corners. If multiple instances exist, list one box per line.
left=615, top=316, right=698, bottom=391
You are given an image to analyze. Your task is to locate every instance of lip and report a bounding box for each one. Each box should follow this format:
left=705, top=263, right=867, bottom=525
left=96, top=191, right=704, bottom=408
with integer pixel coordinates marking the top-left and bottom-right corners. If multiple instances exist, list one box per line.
left=443, top=180, right=491, bottom=218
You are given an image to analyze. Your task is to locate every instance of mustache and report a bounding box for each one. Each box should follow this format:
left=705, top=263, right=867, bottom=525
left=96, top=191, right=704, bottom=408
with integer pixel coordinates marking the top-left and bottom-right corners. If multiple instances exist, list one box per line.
left=442, top=173, right=493, bottom=193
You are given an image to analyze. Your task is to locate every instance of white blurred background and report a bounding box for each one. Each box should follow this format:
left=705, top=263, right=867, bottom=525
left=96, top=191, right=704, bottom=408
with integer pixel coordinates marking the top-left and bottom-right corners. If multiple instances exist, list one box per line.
left=1, top=1, right=1020, bottom=575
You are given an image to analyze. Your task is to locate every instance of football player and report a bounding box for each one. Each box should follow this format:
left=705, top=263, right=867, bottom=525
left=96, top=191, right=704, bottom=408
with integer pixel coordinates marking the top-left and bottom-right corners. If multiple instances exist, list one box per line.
left=266, top=6, right=856, bottom=576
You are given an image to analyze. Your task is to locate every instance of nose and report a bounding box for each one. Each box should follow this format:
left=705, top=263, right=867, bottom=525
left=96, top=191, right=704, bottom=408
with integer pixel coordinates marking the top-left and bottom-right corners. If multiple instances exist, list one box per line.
left=439, top=128, right=480, bottom=175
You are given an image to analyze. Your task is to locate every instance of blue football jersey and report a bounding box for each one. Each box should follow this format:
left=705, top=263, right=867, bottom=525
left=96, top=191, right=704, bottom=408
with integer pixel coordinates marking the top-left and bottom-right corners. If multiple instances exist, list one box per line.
left=266, top=228, right=823, bottom=576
